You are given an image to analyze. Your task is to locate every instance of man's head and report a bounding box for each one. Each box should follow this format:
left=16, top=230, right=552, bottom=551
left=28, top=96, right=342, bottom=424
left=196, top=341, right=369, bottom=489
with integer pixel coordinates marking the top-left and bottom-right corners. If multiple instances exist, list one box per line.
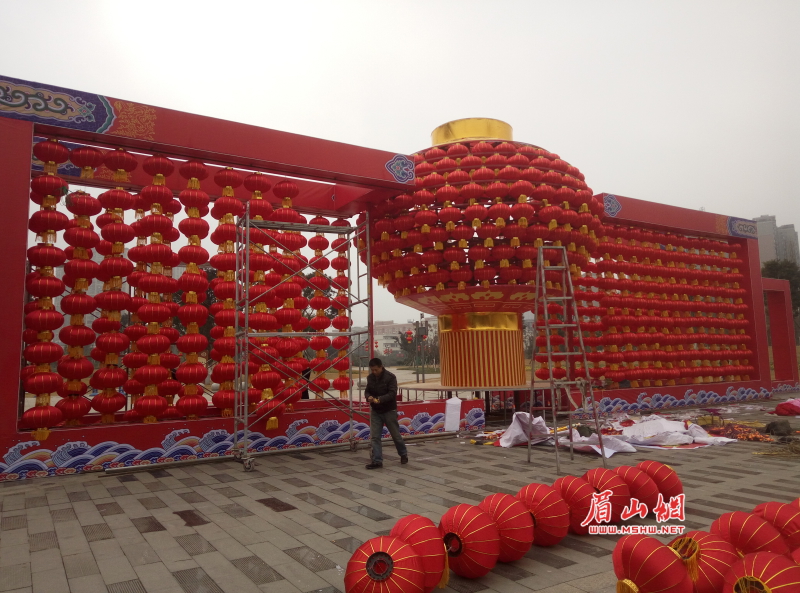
left=369, top=358, right=384, bottom=376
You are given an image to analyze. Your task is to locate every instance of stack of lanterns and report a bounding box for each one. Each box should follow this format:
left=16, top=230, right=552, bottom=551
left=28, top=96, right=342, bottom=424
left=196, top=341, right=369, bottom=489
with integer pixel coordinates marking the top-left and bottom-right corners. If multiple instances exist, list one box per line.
left=331, top=220, right=352, bottom=398
left=131, top=155, right=176, bottom=422
left=56, top=188, right=102, bottom=425
left=593, top=226, right=753, bottom=388
left=209, top=167, right=245, bottom=417
left=174, top=160, right=212, bottom=419
left=344, top=460, right=685, bottom=593
left=92, top=179, right=135, bottom=423
left=22, top=138, right=71, bottom=439
left=307, top=215, right=333, bottom=398
left=368, top=119, right=602, bottom=388
left=612, top=493, right=800, bottom=593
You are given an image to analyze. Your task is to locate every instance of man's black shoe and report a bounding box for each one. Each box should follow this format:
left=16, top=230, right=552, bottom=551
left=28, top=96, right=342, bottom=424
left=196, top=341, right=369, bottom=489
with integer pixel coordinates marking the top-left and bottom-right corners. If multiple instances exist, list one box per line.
left=365, top=462, right=383, bottom=469
left=400, top=455, right=408, bottom=464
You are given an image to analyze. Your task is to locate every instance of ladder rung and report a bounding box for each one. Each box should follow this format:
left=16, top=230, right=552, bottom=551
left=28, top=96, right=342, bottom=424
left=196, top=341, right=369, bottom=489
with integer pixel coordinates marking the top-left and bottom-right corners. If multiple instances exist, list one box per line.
left=546, top=351, right=585, bottom=356
left=543, top=296, right=571, bottom=301
left=544, top=323, right=577, bottom=328
left=543, top=266, right=566, bottom=270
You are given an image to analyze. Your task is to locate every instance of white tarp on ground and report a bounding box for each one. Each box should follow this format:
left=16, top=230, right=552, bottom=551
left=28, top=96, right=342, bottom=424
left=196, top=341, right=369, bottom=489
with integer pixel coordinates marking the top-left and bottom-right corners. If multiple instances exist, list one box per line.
left=617, top=417, right=736, bottom=446
left=498, top=412, right=736, bottom=453
left=557, top=431, right=637, bottom=458
left=498, top=413, right=551, bottom=448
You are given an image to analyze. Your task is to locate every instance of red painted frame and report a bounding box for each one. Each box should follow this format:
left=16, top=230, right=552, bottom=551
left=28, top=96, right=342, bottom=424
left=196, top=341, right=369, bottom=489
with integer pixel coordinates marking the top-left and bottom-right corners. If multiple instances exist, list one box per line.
left=762, top=277, right=798, bottom=386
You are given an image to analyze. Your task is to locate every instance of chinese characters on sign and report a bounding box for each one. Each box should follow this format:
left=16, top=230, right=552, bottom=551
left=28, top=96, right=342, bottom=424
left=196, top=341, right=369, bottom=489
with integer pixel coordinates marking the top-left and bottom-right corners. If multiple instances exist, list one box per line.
left=582, top=490, right=686, bottom=535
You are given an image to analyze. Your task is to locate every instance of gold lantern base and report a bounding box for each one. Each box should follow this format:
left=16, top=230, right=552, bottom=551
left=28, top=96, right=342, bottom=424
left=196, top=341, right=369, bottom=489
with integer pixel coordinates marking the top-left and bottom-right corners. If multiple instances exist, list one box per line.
left=438, top=312, right=526, bottom=388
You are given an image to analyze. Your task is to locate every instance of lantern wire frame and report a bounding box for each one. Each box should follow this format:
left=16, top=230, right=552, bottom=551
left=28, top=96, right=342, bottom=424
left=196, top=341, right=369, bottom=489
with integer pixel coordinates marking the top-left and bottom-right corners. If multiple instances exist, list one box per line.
left=232, top=204, right=374, bottom=470
left=527, top=245, right=607, bottom=473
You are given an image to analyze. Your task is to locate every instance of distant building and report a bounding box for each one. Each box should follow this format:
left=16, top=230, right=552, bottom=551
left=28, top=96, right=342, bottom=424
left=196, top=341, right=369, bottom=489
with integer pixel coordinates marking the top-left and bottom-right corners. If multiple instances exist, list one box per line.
left=754, top=215, right=800, bottom=265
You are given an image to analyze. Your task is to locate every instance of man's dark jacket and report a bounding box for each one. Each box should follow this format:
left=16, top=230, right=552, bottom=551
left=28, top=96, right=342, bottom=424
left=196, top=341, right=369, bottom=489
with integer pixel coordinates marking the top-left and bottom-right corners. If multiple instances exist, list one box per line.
left=366, top=369, right=398, bottom=413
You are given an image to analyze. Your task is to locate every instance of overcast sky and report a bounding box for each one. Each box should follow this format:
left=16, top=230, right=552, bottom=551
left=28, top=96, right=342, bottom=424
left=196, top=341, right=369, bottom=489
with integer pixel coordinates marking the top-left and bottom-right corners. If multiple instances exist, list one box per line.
left=3, top=1, right=798, bottom=325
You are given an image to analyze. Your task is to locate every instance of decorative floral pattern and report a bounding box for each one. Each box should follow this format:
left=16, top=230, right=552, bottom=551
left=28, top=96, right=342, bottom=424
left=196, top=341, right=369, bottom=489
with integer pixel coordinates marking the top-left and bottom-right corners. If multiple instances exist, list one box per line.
left=603, top=193, right=622, bottom=218
left=385, top=154, right=415, bottom=183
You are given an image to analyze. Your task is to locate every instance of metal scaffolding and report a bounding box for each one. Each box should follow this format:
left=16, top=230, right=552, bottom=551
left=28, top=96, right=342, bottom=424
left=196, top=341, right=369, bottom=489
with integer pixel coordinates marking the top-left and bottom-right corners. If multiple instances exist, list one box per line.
left=528, top=245, right=607, bottom=472
left=231, top=205, right=373, bottom=470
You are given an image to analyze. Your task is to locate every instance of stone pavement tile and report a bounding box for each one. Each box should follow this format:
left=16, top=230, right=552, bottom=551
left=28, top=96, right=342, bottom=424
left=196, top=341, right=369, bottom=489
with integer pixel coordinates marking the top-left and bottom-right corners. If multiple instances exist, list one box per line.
left=0, top=543, right=30, bottom=568
left=68, top=573, right=108, bottom=593
left=29, top=530, right=59, bottom=551
left=134, top=562, right=185, bottom=593
left=31, top=566, right=69, bottom=593
left=90, top=539, right=125, bottom=561
left=229, top=556, right=283, bottom=585
left=26, top=516, right=55, bottom=535
left=148, top=537, right=192, bottom=566
left=0, top=528, right=29, bottom=549
left=108, top=525, right=146, bottom=547
left=192, top=551, right=262, bottom=593
left=50, top=508, right=78, bottom=523
left=295, top=533, right=349, bottom=556
left=122, top=541, right=161, bottom=566
left=315, top=567, right=346, bottom=591
left=0, top=563, right=31, bottom=592
left=2, top=496, right=25, bottom=512
left=29, top=548, right=62, bottom=573
left=63, top=551, right=100, bottom=578
left=209, top=536, right=254, bottom=561
left=247, top=541, right=297, bottom=566
left=272, top=562, right=331, bottom=592
left=470, top=572, right=535, bottom=593
left=97, top=555, right=139, bottom=585
left=162, top=558, right=199, bottom=573
left=258, top=579, right=304, bottom=593
left=566, top=569, right=618, bottom=592
left=96, top=502, right=125, bottom=516
left=534, top=584, right=586, bottom=593
left=1, top=514, right=27, bottom=531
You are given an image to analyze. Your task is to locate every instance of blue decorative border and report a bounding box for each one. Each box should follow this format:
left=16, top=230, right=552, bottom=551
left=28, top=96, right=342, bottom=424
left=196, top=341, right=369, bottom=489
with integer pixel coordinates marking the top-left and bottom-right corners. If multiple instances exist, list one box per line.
left=385, top=155, right=415, bottom=183
left=0, top=409, right=485, bottom=482
left=727, top=217, right=758, bottom=239
left=0, top=74, right=115, bottom=133
left=603, top=194, right=622, bottom=218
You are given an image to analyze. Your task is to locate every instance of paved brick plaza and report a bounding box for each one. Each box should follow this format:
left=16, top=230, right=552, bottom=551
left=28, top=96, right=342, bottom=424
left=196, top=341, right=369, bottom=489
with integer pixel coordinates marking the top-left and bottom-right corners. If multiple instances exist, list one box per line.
left=0, top=418, right=798, bottom=593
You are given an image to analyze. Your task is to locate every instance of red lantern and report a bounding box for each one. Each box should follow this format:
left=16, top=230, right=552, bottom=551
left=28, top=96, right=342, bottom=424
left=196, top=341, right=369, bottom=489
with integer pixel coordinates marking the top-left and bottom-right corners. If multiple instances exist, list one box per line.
left=752, top=501, right=800, bottom=549
left=515, top=483, right=570, bottom=546
left=438, top=504, right=500, bottom=579
left=477, top=493, right=534, bottom=562
left=721, top=552, right=800, bottom=593
left=344, top=536, right=425, bottom=593
left=552, top=475, right=598, bottom=535
left=637, top=460, right=683, bottom=500
left=667, top=531, right=739, bottom=593
left=710, top=511, right=789, bottom=557
left=389, top=514, right=447, bottom=593
left=613, top=466, right=660, bottom=513
left=612, top=535, right=692, bottom=593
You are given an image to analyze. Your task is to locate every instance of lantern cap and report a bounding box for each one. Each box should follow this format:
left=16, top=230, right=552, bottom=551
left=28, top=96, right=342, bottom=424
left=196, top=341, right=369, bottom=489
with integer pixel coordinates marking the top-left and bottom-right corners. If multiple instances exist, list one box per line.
left=431, top=118, right=513, bottom=145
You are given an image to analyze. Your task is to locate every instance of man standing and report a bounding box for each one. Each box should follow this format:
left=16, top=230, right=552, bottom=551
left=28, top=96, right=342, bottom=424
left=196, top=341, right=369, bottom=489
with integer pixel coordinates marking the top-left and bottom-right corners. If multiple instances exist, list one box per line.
left=364, top=358, right=408, bottom=469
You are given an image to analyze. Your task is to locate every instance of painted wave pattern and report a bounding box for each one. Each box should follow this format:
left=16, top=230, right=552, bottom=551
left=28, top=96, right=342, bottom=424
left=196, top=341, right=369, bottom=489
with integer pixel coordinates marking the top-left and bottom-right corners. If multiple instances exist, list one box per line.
left=571, top=385, right=775, bottom=419
left=0, top=410, right=484, bottom=482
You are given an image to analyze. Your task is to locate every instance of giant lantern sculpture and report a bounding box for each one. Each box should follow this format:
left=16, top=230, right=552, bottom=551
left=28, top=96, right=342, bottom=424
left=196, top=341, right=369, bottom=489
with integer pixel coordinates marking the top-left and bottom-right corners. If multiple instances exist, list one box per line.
left=370, top=119, right=603, bottom=387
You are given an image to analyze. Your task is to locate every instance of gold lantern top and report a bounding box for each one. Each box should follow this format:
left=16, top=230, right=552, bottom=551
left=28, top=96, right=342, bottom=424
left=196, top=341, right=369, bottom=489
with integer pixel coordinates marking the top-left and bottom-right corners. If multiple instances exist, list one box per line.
left=430, top=118, right=513, bottom=146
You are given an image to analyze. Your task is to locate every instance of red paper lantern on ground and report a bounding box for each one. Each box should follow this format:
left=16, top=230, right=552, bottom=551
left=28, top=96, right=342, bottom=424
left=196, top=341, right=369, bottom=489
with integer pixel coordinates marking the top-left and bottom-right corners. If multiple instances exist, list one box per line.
left=710, top=511, right=789, bottom=557
left=389, top=514, right=446, bottom=593
left=582, top=468, right=631, bottom=524
left=552, top=475, right=597, bottom=535
left=515, top=483, right=570, bottom=546
left=438, top=504, right=500, bottom=579
left=637, top=460, right=683, bottom=500
left=478, top=493, right=534, bottom=562
left=752, top=502, right=800, bottom=549
left=612, top=535, right=692, bottom=593
left=614, top=466, right=660, bottom=513
left=668, top=531, right=739, bottom=593
left=722, top=552, right=800, bottom=593
left=344, top=536, right=425, bottom=593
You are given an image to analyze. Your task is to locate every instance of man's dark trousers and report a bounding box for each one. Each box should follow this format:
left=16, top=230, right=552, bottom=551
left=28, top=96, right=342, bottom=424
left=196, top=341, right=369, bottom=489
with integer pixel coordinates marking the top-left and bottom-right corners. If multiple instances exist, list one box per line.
left=370, top=410, right=407, bottom=464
